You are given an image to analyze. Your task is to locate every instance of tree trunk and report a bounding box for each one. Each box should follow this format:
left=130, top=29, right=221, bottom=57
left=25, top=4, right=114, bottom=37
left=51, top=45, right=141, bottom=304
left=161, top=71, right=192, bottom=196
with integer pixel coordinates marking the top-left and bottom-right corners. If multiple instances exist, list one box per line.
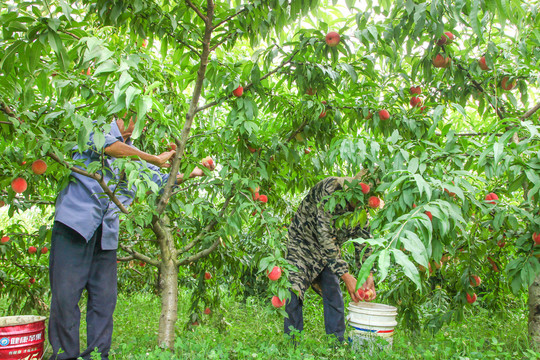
left=155, top=217, right=179, bottom=350
left=529, top=271, right=540, bottom=350
left=157, top=258, right=179, bottom=350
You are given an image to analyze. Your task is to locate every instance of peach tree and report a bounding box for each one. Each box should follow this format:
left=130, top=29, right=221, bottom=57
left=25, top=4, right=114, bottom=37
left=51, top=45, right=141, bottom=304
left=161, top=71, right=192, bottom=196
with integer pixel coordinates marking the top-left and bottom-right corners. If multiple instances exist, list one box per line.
left=1, top=0, right=540, bottom=350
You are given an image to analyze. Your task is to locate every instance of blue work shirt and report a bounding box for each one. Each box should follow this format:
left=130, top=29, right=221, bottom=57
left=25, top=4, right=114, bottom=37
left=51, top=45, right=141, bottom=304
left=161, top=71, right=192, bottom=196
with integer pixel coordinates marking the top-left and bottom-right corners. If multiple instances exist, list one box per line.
left=54, top=120, right=170, bottom=250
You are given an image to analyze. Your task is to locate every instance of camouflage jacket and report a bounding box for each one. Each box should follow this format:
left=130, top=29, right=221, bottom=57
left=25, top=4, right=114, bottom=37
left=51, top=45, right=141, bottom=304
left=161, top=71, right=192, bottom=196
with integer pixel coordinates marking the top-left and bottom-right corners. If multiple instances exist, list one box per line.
left=286, top=177, right=372, bottom=300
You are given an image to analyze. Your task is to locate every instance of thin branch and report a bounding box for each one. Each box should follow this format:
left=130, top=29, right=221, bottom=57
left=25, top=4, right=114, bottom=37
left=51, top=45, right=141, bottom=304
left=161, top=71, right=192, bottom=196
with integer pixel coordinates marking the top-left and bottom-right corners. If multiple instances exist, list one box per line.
left=156, top=0, right=215, bottom=215
left=286, top=118, right=310, bottom=143
left=520, top=101, right=540, bottom=121
left=210, top=31, right=236, bottom=52
left=0, top=102, right=17, bottom=119
left=119, top=243, right=160, bottom=267
left=47, top=152, right=129, bottom=214
left=58, top=29, right=80, bottom=40
left=185, top=0, right=208, bottom=23
left=212, top=7, right=247, bottom=30
left=177, top=193, right=233, bottom=255
left=196, top=47, right=301, bottom=114
left=177, top=237, right=220, bottom=266
left=447, top=51, right=505, bottom=119
left=174, top=37, right=201, bottom=57
left=117, top=255, right=135, bottom=261
left=435, top=131, right=503, bottom=137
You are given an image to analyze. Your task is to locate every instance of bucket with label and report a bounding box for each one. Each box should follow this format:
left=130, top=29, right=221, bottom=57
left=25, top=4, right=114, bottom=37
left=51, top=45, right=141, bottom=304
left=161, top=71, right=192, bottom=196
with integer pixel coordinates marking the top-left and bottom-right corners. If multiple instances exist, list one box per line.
left=0, top=315, right=47, bottom=360
left=347, top=302, right=397, bottom=353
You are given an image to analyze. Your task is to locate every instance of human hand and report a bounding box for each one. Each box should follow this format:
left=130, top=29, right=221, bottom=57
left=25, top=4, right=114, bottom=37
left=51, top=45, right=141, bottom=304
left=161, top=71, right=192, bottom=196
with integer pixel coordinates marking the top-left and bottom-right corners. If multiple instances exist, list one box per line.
left=153, top=150, right=176, bottom=168
left=201, top=156, right=215, bottom=171
left=358, top=274, right=376, bottom=302
left=341, top=273, right=362, bottom=303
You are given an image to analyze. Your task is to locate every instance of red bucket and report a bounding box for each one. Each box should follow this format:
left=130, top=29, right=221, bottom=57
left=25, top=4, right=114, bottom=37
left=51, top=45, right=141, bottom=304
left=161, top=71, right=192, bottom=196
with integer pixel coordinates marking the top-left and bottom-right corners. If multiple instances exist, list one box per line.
left=0, top=316, right=46, bottom=360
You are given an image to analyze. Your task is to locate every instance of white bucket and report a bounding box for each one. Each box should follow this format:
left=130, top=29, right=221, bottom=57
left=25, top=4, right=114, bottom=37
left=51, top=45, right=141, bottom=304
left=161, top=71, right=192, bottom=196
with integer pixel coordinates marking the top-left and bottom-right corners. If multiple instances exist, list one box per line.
left=347, top=302, right=398, bottom=353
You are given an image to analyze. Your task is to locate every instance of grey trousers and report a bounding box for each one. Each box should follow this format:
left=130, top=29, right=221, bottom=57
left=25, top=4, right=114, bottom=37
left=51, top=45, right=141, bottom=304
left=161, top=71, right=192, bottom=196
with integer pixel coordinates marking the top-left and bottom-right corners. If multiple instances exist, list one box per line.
left=48, top=221, right=117, bottom=360
left=284, top=266, right=346, bottom=341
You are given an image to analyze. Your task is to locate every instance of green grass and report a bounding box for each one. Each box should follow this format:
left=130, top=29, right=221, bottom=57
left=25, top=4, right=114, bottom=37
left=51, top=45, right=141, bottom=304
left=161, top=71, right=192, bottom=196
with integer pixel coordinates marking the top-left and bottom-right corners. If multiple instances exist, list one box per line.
left=35, top=288, right=536, bottom=360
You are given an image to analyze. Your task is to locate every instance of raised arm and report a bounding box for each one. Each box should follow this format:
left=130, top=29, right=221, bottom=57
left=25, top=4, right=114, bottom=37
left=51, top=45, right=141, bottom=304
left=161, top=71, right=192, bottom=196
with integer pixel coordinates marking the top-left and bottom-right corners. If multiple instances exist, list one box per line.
left=104, top=141, right=176, bottom=168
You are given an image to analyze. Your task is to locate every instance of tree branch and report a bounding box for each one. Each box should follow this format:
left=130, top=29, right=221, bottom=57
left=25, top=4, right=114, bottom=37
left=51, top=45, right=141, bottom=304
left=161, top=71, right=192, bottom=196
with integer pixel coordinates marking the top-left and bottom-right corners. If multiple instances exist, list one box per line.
left=447, top=51, right=505, bottom=119
left=119, top=243, right=160, bottom=267
left=58, top=29, right=80, bottom=40
left=212, top=7, right=247, bottom=30
left=210, top=31, right=236, bottom=52
left=117, top=255, right=135, bottom=261
left=521, top=101, right=540, bottom=121
left=196, top=47, right=300, bottom=114
left=0, top=102, right=18, bottom=119
left=177, top=237, right=221, bottom=266
left=177, top=193, right=233, bottom=256
left=47, top=152, right=129, bottom=214
left=185, top=0, right=208, bottom=23
left=156, top=0, right=215, bottom=215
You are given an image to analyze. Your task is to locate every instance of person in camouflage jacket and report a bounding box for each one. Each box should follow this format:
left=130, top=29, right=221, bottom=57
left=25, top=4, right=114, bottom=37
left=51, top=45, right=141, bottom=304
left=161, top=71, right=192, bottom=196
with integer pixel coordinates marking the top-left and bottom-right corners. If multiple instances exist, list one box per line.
left=284, top=175, right=377, bottom=341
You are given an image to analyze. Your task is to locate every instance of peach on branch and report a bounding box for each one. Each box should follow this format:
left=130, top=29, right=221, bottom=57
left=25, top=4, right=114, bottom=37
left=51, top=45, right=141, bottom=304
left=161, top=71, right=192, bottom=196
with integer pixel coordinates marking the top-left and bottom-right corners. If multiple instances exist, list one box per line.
left=478, top=56, right=489, bottom=70
left=11, top=177, right=27, bottom=193
left=267, top=266, right=282, bottom=281
left=271, top=296, right=286, bottom=308
left=378, top=109, right=390, bottom=120
left=367, top=196, right=381, bottom=208
left=325, top=31, right=340, bottom=47
left=233, top=86, right=244, bottom=97
left=31, top=159, right=47, bottom=175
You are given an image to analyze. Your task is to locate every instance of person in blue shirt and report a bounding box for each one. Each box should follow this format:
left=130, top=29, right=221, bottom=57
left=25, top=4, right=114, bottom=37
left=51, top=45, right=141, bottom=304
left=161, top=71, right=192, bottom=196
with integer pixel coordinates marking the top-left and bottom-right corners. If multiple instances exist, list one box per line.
left=48, top=115, right=213, bottom=360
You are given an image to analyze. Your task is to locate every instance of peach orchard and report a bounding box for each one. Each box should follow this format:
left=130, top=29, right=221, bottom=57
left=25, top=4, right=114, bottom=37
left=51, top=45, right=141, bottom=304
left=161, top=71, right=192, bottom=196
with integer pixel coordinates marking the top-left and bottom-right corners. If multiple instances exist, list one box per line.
left=1, top=0, right=539, bottom=350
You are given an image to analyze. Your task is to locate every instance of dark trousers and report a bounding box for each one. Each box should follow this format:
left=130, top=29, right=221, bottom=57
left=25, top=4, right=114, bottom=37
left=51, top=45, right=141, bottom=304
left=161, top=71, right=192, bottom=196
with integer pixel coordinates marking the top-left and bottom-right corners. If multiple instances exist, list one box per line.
left=284, top=266, right=346, bottom=341
left=48, top=221, right=117, bottom=360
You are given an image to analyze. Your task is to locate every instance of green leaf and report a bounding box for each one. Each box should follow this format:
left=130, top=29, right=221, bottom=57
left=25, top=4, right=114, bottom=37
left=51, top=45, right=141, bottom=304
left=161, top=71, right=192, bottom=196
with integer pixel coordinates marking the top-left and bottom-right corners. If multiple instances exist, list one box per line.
left=377, top=249, right=390, bottom=282
left=356, top=253, right=377, bottom=288
left=94, top=60, right=118, bottom=76
left=392, top=249, right=421, bottom=290
left=402, top=230, right=429, bottom=268
left=125, top=86, right=141, bottom=110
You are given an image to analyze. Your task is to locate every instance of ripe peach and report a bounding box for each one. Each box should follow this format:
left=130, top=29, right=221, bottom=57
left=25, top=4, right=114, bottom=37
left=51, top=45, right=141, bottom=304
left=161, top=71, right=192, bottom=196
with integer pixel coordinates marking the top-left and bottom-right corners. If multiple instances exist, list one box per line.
left=267, top=266, right=282, bottom=281
left=271, top=296, right=286, bottom=308
left=378, top=110, right=390, bottom=120
left=532, top=232, right=540, bottom=246
left=11, top=177, right=27, bottom=193
left=410, top=97, right=422, bottom=108
left=360, top=182, right=370, bottom=194
left=31, top=159, right=47, bottom=175
left=478, top=56, right=489, bottom=70
left=325, top=31, right=340, bottom=47
left=233, top=86, right=243, bottom=97
left=470, top=275, right=481, bottom=287
left=201, top=156, right=214, bottom=169
left=485, top=192, right=498, bottom=205
left=501, top=76, right=516, bottom=91
left=466, top=293, right=477, bottom=304
left=433, top=54, right=451, bottom=68
left=367, top=196, right=381, bottom=208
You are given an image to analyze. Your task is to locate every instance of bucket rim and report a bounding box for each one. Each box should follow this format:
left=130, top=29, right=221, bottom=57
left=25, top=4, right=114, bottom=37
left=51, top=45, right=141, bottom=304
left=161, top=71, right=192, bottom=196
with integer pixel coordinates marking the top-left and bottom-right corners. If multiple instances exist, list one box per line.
left=0, top=315, right=47, bottom=327
left=348, top=302, right=397, bottom=312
